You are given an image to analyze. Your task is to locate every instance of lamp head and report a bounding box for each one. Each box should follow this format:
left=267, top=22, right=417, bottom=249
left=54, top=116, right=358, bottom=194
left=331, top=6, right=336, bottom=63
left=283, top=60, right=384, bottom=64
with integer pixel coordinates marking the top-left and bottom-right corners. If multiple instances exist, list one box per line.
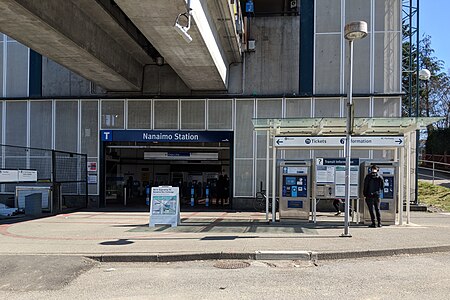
left=419, top=69, right=431, bottom=81
left=344, top=21, right=368, bottom=41
left=174, top=22, right=192, bottom=43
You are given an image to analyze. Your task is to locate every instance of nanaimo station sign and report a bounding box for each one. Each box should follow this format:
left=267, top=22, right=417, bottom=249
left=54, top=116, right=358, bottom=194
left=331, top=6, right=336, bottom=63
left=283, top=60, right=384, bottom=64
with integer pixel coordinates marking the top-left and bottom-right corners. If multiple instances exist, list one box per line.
left=101, top=130, right=232, bottom=143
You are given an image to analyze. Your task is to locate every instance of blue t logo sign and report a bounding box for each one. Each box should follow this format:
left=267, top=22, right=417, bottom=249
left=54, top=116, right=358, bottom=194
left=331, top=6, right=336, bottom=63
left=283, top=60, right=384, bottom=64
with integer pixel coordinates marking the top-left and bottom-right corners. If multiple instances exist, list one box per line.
left=102, top=131, right=112, bottom=141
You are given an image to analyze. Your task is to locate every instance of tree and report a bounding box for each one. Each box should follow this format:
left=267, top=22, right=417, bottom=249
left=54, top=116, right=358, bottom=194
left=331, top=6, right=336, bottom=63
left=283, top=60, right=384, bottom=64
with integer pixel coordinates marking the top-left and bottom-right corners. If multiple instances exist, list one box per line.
left=402, top=34, right=450, bottom=129
left=419, top=36, right=450, bottom=129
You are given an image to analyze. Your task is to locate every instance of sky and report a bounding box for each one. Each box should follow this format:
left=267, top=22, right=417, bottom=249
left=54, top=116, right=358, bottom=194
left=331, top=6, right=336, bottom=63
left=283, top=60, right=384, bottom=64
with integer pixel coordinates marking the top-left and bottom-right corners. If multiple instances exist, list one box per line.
left=420, top=1, right=450, bottom=72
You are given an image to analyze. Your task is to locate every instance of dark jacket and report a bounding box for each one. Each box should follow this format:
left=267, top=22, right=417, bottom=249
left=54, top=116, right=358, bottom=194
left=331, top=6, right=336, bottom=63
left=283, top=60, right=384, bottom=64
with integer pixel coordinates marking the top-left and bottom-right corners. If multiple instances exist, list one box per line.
left=363, top=173, right=384, bottom=199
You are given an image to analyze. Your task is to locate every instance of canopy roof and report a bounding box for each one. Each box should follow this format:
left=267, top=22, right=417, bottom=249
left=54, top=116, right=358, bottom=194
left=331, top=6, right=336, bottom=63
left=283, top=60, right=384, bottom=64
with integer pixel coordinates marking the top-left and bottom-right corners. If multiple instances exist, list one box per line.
left=252, top=117, right=443, bottom=136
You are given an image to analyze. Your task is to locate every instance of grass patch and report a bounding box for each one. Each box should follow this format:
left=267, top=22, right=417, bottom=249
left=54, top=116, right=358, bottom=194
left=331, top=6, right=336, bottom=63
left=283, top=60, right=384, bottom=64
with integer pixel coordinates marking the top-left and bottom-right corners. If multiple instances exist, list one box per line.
left=418, top=181, right=450, bottom=212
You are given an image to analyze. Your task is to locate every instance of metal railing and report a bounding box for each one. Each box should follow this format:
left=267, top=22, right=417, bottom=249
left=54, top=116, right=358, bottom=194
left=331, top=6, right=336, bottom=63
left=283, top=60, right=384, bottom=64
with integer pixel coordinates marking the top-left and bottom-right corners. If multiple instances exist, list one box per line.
left=0, top=144, right=88, bottom=213
left=418, top=159, right=450, bottom=184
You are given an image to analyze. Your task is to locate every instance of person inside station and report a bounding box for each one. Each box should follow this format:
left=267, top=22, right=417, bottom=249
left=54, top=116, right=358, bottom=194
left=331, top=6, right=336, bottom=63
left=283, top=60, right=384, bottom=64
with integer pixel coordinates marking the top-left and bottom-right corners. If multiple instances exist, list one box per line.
left=126, top=176, right=134, bottom=201
left=363, top=164, right=385, bottom=228
left=216, top=175, right=225, bottom=206
left=333, top=198, right=343, bottom=216
left=223, top=174, right=229, bottom=206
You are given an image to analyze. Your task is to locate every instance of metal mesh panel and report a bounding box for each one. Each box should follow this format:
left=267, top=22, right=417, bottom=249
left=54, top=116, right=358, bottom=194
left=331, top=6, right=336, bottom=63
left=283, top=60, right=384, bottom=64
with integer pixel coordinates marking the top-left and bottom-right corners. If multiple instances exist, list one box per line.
left=353, top=98, right=371, bottom=117
left=286, top=99, right=311, bottom=117
left=352, top=150, right=370, bottom=159
left=4, top=146, right=27, bottom=170
left=373, top=150, right=395, bottom=160
left=0, top=43, right=3, bottom=96
left=234, top=159, right=253, bottom=196
left=53, top=150, right=87, bottom=209
left=55, top=101, right=78, bottom=152
left=314, top=149, right=340, bottom=158
left=0, top=145, right=87, bottom=212
left=101, top=100, right=125, bottom=129
left=373, top=97, right=401, bottom=117
left=54, top=153, right=86, bottom=183
left=29, top=149, right=52, bottom=180
left=0, top=145, right=87, bottom=211
left=316, top=0, right=341, bottom=33
left=181, top=100, right=205, bottom=129
left=256, top=99, right=282, bottom=159
left=81, top=101, right=98, bottom=156
left=6, top=102, right=27, bottom=147
left=30, top=101, right=52, bottom=149
left=314, top=98, right=341, bottom=117
left=208, top=99, right=232, bottom=129
left=235, top=100, right=254, bottom=158
left=154, top=100, right=178, bottom=129
left=128, top=100, right=152, bottom=129
left=256, top=159, right=274, bottom=194
left=284, top=149, right=310, bottom=159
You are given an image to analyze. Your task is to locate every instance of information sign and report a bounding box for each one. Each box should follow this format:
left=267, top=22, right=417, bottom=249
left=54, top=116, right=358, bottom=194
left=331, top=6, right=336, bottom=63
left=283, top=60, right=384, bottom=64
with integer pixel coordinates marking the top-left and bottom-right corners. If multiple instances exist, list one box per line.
left=275, top=136, right=404, bottom=148
left=315, top=158, right=360, bottom=199
left=87, top=162, right=97, bottom=172
left=18, top=170, right=38, bottom=182
left=0, top=170, right=38, bottom=183
left=149, top=186, right=180, bottom=227
left=0, top=170, right=19, bottom=182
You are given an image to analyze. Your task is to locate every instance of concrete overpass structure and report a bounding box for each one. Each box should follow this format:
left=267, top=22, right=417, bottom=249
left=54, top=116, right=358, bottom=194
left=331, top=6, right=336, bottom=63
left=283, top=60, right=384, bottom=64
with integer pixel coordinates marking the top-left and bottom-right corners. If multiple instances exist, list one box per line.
left=0, top=0, right=243, bottom=92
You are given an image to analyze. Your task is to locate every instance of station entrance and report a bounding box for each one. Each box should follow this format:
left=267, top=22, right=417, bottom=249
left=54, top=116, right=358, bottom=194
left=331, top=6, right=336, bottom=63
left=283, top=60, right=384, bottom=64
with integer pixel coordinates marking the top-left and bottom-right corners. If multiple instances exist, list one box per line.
left=99, top=130, right=233, bottom=210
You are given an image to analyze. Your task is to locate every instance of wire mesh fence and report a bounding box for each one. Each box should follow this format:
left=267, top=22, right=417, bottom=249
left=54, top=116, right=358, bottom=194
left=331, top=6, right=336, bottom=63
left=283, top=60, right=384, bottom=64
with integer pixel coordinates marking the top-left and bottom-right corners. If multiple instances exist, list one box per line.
left=0, top=144, right=87, bottom=213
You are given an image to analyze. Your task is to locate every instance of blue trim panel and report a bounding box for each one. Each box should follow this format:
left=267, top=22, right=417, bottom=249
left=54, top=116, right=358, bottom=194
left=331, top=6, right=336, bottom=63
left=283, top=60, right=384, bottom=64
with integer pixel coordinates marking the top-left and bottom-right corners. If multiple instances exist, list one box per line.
left=29, top=50, right=42, bottom=97
left=299, top=0, right=314, bottom=96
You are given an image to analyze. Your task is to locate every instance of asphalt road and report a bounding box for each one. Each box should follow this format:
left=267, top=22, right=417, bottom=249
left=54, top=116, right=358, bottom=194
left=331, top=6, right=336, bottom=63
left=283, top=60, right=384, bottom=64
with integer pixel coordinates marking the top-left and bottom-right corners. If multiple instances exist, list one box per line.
left=1, top=253, right=450, bottom=299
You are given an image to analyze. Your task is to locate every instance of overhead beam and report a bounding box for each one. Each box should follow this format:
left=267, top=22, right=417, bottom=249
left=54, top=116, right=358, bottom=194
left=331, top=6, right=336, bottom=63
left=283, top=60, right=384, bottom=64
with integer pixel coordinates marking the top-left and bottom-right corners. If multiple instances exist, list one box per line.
left=0, top=0, right=146, bottom=91
left=115, top=0, right=229, bottom=91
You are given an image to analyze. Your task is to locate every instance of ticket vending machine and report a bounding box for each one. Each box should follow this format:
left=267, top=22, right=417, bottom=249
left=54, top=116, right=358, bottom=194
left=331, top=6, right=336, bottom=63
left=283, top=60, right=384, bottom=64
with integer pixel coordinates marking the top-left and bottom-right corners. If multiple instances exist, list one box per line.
left=279, top=160, right=311, bottom=221
left=360, top=161, right=398, bottom=225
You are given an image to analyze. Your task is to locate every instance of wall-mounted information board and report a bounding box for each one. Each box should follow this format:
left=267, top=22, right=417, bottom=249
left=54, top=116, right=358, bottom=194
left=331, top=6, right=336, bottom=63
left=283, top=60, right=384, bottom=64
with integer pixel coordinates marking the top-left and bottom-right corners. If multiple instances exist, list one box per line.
left=315, top=158, right=360, bottom=199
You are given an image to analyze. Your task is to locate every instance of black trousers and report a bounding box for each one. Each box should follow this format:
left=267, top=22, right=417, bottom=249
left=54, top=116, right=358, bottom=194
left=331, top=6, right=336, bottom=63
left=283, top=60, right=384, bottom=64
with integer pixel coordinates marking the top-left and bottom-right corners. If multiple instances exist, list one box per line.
left=365, top=198, right=381, bottom=224
left=333, top=199, right=341, bottom=212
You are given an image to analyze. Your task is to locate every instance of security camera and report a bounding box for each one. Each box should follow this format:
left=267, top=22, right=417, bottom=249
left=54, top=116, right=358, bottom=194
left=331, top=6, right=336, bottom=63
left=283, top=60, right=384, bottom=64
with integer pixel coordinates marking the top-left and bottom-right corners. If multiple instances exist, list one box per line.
left=174, top=23, right=192, bottom=43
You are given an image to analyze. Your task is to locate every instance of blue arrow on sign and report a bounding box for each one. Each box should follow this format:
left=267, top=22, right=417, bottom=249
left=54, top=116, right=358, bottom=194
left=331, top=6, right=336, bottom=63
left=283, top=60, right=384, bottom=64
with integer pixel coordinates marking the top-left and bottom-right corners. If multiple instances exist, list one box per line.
left=276, top=139, right=283, bottom=145
left=395, top=139, right=403, bottom=144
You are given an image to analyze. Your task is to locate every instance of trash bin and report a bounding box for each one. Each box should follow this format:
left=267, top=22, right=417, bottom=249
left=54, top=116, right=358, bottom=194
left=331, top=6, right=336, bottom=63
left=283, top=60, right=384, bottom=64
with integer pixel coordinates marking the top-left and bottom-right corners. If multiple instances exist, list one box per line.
left=25, top=193, right=42, bottom=217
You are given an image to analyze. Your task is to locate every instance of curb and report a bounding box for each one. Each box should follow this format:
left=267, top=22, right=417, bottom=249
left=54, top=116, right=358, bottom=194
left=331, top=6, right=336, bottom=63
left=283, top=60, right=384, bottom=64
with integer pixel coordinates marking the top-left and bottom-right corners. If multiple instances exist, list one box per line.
left=316, top=245, right=450, bottom=260
left=88, top=252, right=256, bottom=263
left=86, top=245, right=450, bottom=263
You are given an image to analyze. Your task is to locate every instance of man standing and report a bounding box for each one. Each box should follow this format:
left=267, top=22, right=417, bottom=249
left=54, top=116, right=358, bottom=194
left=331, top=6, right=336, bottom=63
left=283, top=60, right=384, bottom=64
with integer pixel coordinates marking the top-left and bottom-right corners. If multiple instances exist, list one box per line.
left=363, top=164, right=384, bottom=228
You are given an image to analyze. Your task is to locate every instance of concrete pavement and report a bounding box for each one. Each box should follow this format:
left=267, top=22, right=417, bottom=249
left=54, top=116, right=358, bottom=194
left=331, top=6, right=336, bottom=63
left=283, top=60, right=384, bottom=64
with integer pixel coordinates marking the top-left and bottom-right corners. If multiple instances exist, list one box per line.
left=1, top=210, right=449, bottom=262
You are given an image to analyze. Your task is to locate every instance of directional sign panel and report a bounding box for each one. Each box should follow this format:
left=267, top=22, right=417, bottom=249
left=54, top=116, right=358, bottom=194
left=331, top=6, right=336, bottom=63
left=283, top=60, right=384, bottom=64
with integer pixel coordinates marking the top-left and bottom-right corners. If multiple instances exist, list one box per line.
left=275, top=136, right=344, bottom=147
left=351, top=136, right=404, bottom=147
left=275, top=136, right=404, bottom=148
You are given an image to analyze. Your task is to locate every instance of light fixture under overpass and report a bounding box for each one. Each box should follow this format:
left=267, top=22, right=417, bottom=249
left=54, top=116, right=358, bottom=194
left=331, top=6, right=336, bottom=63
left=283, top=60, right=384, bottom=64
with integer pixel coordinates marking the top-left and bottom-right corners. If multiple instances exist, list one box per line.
left=174, top=0, right=193, bottom=43
left=342, top=21, right=368, bottom=238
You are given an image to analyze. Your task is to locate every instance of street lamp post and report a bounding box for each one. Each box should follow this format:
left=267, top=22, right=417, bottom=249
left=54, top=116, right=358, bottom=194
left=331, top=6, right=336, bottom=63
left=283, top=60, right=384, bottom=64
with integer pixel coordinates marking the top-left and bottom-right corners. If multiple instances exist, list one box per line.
left=341, top=21, right=368, bottom=237
left=415, top=68, right=431, bottom=205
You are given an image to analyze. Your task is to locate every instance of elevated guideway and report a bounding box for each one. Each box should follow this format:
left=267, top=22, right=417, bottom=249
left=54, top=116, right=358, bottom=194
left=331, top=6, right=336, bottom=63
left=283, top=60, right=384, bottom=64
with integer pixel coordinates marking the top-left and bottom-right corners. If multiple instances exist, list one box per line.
left=115, top=0, right=242, bottom=90
left=0, top=0, right=242, bottom=92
